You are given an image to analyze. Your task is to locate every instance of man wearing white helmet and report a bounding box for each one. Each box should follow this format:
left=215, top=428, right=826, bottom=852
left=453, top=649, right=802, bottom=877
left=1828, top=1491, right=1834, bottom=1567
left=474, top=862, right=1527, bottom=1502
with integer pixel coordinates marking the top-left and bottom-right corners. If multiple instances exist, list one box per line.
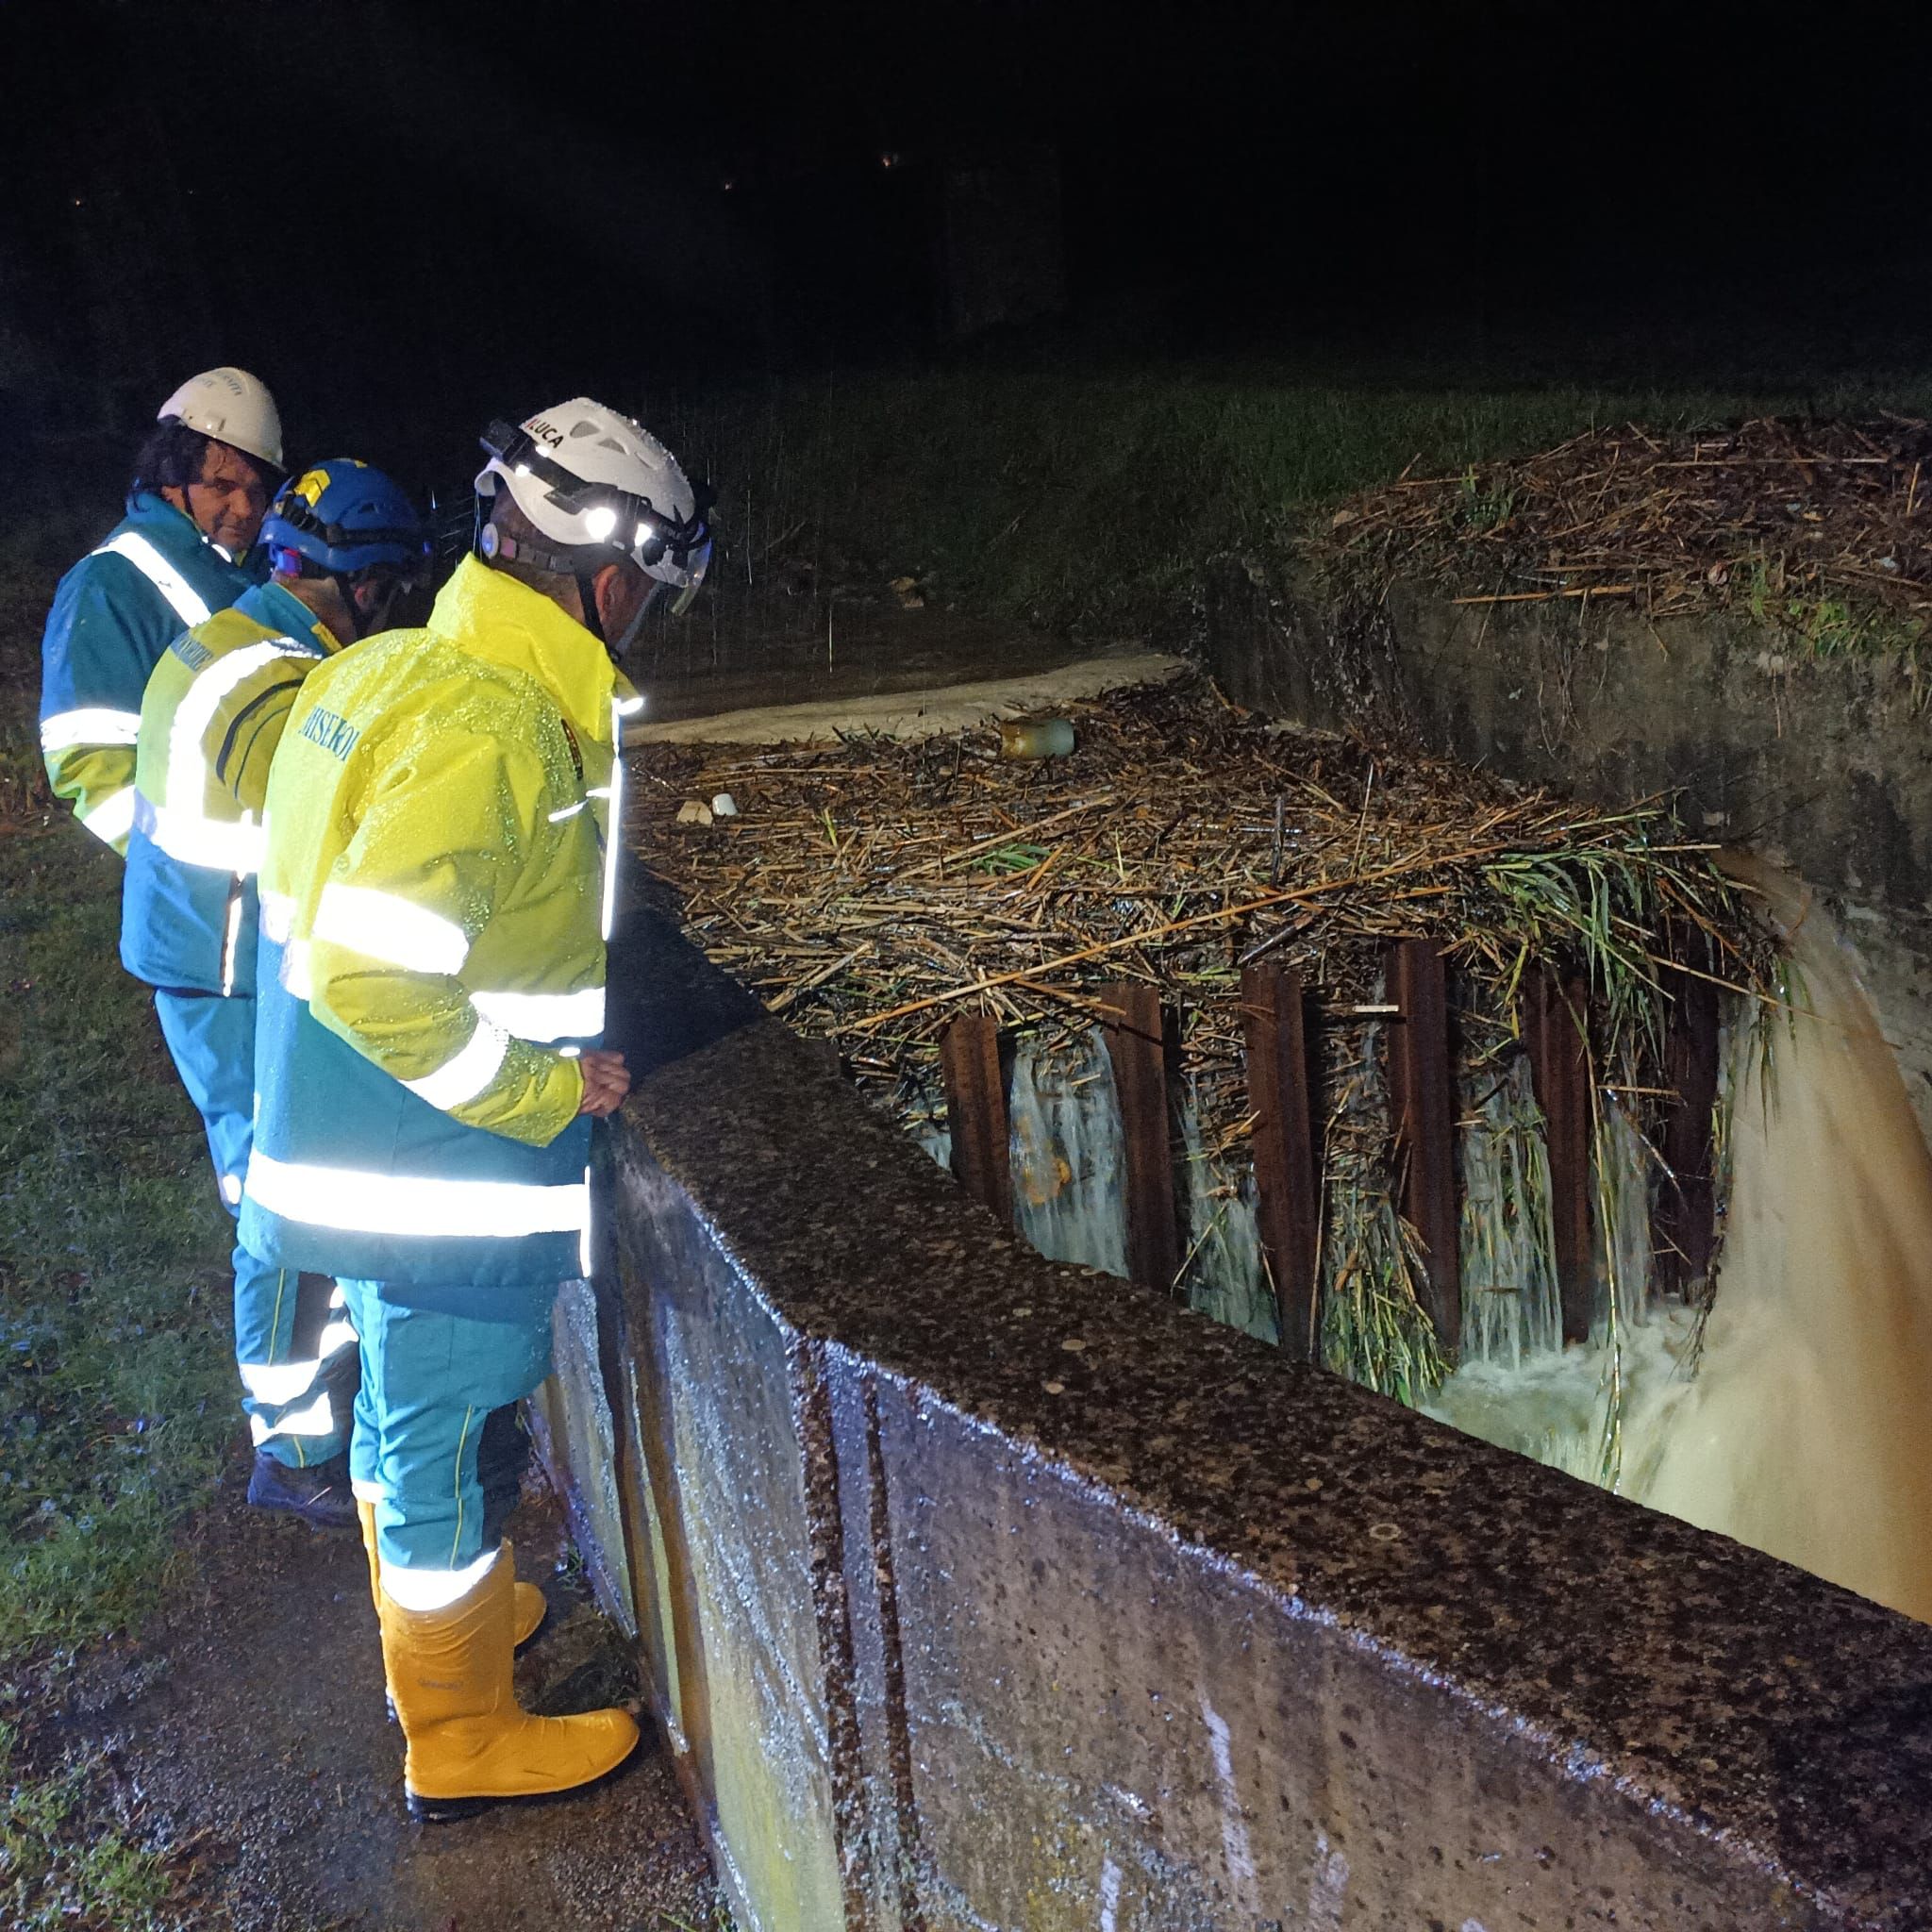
left=241, top=399, right=708, bottom=1818
left=39, top=367, right=283, bottom=853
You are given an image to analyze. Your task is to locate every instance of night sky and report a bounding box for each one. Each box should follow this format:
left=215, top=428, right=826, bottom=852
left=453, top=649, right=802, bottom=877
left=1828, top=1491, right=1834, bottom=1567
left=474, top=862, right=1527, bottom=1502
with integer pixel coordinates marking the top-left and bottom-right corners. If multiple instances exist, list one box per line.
left=3, top=0, right=1926, bottom=465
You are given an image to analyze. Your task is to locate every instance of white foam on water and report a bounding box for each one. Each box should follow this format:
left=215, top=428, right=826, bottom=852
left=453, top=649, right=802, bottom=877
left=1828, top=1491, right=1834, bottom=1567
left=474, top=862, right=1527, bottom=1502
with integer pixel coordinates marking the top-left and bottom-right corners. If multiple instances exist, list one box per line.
left=1007, top=1026, right=1131, bottom=1279
left=1435, top=865, right=1932, bottom=1623
left=1618, top=868, right=1932, bottom=1620
left=1177, top=1074, right=1275, bottom=1341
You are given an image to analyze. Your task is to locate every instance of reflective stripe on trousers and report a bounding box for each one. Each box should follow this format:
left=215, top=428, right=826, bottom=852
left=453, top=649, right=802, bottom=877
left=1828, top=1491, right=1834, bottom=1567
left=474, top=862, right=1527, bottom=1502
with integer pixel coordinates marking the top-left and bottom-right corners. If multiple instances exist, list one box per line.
left=338, top=1278, right=556, bottom=1582
left=239, top=1266, right=357, bottom=1464
left=152, top=990, right=355, bottom=1468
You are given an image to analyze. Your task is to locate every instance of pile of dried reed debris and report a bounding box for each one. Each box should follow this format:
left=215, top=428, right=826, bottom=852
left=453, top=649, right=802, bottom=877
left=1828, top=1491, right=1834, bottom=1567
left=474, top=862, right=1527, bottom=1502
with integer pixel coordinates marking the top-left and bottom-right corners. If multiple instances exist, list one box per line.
left=1316, top=416, right=1932, bottom=650
left=627, top=675, right=1776, bottom=1408
left=629, top=676, right=1769, bottom=1112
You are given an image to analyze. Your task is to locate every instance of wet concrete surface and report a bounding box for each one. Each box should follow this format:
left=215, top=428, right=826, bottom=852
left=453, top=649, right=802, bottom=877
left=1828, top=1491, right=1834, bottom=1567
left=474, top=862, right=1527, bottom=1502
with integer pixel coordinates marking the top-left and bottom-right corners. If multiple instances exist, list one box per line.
left=591, top=909, right=1932, bottom=1927
left=632, top=584, right=1138, bottom=724
left=54, top=1457, right=726, bottom=1932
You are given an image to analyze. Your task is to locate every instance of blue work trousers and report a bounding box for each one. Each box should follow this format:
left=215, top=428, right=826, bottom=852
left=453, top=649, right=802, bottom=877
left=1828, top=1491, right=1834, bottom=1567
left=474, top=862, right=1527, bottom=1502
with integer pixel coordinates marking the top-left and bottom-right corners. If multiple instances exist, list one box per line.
left=338, top=1280, right=554, bottom=1576
left=152, top=990, right=354, bottom=1468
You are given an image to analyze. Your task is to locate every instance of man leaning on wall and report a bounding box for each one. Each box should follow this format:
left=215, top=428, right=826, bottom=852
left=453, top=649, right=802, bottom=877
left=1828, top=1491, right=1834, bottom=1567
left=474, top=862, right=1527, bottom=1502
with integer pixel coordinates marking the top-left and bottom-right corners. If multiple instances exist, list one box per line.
left=240, top=398, right=710, bottom=1818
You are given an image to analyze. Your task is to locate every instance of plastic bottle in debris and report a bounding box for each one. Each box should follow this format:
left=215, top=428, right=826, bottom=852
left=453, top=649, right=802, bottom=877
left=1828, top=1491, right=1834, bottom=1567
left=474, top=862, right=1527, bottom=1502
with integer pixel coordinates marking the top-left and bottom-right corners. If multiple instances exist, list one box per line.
left=999, top=717, right=1075, bottom=760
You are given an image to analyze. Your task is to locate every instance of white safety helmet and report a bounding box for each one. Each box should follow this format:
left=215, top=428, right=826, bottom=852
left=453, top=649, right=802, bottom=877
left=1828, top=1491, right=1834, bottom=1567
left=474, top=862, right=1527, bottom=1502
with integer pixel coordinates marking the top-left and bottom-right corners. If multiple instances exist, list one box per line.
left=156, top=366, right=284, bottom=470
left=474, top=398, right=712, bottom=629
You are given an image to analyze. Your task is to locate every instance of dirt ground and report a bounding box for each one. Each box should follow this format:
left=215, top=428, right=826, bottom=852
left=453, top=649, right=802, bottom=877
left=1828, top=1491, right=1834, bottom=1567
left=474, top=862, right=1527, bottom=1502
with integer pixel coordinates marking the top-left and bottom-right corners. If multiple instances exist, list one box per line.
left=40, top=1457, right=726, bottom=1932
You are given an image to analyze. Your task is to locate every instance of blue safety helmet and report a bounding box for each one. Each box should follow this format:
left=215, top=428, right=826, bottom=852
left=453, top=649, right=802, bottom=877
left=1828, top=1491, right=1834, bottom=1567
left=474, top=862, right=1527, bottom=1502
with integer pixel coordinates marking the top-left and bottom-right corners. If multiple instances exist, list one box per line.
left=261, top=458, right=432, bottom=640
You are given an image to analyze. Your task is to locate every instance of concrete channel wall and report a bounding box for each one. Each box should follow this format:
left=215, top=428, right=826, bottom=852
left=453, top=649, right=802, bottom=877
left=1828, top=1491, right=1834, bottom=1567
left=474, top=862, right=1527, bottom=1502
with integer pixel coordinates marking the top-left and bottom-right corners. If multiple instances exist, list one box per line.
left=531, top=908, right=1932, bottom=1931
left=1199, top=552, right=1932, bottom=1149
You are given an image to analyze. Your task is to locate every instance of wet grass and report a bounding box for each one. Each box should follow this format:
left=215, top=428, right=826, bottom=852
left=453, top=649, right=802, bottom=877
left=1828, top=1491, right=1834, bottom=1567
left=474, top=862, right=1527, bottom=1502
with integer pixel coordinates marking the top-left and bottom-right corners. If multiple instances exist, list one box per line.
left=1, top=484, right=241, bottom=1662
left=0, top=605, right=240, bottom=1925
left=0, top=1720, right=188, bottom=1932
left=0, top=796, right=238, bottom=1660
left=662, top=354, right=1932, bottom=637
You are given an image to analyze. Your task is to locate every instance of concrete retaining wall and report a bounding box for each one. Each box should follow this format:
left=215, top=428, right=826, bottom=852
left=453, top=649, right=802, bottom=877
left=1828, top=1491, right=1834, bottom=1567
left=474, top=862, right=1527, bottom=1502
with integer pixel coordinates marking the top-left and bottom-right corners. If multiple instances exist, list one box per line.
left=535, top=908, right=1932, bottom=1931
left=1199, top=551, right=1932, bottom=1145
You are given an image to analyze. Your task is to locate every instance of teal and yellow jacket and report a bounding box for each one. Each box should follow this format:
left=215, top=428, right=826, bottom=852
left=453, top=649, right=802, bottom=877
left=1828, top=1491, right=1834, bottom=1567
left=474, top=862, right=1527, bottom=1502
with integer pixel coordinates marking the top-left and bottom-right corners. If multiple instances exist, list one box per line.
left=40, top=491, right=258, bottom=853
left=240, top=558, right=641, bottom=1310
left=120, top=578, right=340, bottom=996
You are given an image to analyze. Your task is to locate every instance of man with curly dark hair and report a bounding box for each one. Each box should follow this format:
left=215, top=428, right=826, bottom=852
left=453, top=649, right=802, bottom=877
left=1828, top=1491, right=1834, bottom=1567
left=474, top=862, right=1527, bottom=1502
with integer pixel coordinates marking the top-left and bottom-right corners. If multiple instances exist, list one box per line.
left=39, top=367, right=282, bottom=851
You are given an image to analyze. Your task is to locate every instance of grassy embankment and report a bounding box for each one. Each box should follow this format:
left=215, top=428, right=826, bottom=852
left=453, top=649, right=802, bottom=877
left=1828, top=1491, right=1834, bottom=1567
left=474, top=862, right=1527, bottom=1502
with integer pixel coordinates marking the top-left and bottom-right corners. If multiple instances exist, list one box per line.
left=0, top=506, right=240, bottom=1926
left=664, top=356, right=1932, bottom=637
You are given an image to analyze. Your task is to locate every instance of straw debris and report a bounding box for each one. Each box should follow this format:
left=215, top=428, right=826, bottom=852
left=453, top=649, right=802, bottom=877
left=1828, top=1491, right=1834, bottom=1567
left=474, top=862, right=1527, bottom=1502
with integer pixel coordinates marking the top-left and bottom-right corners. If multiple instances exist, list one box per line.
left=1313, top=416, right=1932, bottom=662
left=626, top=675, right=1774, bottom=1394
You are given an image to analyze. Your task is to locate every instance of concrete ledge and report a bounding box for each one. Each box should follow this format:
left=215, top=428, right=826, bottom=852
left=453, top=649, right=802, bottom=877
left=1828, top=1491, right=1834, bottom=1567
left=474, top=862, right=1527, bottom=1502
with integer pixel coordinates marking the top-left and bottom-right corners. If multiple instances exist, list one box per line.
left=549, top=908, right=1932, bottom=1929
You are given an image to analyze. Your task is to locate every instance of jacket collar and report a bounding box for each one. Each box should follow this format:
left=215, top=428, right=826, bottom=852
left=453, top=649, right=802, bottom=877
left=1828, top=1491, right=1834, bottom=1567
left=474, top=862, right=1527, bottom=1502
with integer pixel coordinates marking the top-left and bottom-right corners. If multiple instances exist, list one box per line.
left=430, top=556, right=628, bottom=744
left=236, top=577, right=340, bottom=657
left=125, top=490, right=222, bottom=558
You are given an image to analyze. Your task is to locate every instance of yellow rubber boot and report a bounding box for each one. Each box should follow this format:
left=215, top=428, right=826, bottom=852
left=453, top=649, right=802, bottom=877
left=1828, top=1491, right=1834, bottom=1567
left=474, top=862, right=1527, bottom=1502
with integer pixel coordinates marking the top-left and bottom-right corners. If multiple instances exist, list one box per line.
left=357, top=1499, right=382, bottom=1619
left=358, top=1501, right=545, bottom=1647
left=378, top=1553, right=638, bottom=1821
left=501, top=1540, right=549, bottom=1648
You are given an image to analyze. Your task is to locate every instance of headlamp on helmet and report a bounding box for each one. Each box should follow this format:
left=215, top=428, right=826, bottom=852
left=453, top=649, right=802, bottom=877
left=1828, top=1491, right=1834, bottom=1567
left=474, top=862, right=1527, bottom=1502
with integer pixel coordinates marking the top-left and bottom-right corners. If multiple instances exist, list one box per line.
left=474, top=401, right=712, bottom=625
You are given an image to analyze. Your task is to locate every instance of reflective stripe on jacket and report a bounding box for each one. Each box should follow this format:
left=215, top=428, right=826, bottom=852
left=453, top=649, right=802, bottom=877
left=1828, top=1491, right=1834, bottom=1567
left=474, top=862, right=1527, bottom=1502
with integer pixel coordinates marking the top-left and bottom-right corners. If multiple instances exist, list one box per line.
left=39, top=493, right=258, bottom=854
left=241, top=557, right=641, bottom=1304
left=121, top=579, right=338, bottom=995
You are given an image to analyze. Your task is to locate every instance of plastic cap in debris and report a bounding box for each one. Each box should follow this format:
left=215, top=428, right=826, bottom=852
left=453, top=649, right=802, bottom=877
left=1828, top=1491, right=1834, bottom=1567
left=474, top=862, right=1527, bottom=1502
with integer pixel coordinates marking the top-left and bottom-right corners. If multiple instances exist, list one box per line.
left=711, top=793, right=740, bottom=818
left=999, top=717, right=1075, bottom=760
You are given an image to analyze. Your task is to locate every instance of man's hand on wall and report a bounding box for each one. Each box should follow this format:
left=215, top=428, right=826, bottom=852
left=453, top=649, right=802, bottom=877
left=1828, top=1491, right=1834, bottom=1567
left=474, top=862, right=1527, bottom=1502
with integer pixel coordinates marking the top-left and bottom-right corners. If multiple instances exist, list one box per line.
left=575, top=1049, right=632, bottom=1118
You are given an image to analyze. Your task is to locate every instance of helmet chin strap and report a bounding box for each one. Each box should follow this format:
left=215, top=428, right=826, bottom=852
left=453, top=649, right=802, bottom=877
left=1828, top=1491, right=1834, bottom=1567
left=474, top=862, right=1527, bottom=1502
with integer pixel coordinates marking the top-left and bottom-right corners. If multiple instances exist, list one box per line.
left=330, top=572, right=371, bottom=643
left=609, top=582, right=659, bottom=659
left=574, top=569, right=609, bottom=650
left=575, top=568, right=658, bottom=661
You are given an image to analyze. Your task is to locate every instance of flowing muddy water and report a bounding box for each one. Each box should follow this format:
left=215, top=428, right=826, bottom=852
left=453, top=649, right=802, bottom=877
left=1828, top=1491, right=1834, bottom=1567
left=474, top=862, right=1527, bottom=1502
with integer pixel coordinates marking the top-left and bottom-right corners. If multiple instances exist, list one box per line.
left=919, top=861, right=1932, bottom=1620
left=1432, top=864, right=1932, bottom=1623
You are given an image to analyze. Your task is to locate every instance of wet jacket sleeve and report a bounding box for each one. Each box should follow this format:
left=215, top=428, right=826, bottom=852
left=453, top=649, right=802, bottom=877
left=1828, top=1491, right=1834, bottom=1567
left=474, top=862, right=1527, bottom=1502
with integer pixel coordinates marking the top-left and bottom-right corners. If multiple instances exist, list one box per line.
left=208, top=653, right=315, bottom=821
left=39, top=557, right=170, bottom=854
left=304, top=727, right=586, bottom=1146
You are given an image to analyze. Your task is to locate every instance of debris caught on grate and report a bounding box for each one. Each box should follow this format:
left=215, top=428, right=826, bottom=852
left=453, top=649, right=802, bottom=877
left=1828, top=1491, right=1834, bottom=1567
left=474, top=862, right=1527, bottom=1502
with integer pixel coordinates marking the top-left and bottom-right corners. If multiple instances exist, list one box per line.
left=626, top=674, right=1777, bottom=1404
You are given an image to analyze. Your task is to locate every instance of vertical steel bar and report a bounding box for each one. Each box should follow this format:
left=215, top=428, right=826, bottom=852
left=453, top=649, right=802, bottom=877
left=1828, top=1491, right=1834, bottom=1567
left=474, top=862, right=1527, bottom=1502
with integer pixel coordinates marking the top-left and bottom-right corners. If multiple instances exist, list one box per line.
left=1386, top=939, right=1461, bottom=1352
left=1102, top=979, right=1182, bottom=1293
left=1524, top=968, right=1594, bottom=1344
left=1241, top=964, right=1322, bottom=1359
left=940, top=1012, right=1012, bottom=1228
left=1656, top=962, right=1720, bottom=1301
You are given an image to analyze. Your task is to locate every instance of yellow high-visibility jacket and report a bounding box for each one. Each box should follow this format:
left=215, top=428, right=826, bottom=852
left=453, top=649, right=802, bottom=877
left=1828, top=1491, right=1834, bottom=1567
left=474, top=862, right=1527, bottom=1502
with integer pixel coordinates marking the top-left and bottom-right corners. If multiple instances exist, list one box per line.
left=241, top=557, right=641, bottom=1303
left=121, top=577, right=339, bottom=995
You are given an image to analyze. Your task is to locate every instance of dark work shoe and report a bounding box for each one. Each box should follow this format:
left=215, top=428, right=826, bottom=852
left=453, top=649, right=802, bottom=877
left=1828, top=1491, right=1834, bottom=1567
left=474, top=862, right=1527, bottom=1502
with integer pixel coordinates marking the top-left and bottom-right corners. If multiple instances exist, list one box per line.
left=246, top=1451, right=358, bottom=1531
